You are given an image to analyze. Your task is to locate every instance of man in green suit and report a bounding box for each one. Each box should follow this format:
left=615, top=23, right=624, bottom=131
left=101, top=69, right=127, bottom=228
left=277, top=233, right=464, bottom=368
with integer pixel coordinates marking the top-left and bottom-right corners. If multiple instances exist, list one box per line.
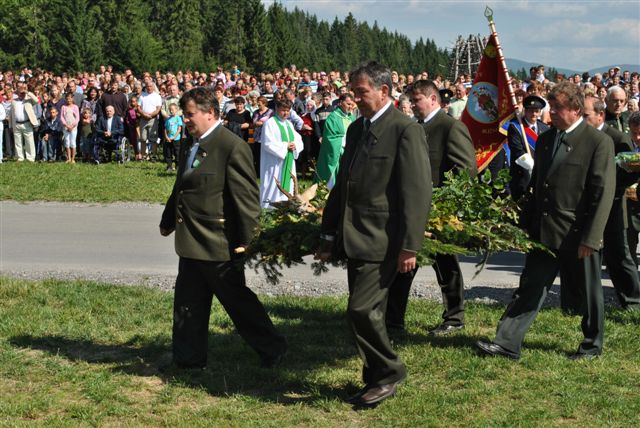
left=386, top=79, right=477, bottom=335
left=561, top=95, right=640, bottom=311
left=316, top=61, right=432, bottom=406
left=160, top=87, right=286, bottom=370
left=477, top=82, right=615, bottom=360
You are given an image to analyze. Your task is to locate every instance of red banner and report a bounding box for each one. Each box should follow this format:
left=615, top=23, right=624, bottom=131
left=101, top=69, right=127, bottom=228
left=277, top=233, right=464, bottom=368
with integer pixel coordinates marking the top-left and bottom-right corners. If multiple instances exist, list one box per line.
left=461, top=34, right=515, bottom=172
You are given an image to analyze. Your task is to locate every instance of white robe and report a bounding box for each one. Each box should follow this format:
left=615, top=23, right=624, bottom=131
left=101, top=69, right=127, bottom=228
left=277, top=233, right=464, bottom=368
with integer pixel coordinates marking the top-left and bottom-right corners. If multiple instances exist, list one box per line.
left=259, top=116, right=304, bottom=208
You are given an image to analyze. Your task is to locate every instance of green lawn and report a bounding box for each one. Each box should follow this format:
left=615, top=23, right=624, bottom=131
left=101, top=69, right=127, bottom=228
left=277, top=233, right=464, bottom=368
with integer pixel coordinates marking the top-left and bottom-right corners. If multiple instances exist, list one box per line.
left=1, top=277, right=639, bottom=426
left=0, top=161, right=175, bottom=203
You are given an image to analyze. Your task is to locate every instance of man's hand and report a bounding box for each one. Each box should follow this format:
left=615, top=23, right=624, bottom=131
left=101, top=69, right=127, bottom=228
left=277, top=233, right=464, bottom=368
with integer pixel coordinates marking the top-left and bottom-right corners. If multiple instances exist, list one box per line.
left=577, top=244, right=594, bottom=259
left=397, top=250, right=417, bottom=273
left=159, top=226, right=174, bottom=236
left=625, top=184, right=638, bottom=202
left=314, top=239, right=333, bottom=262
left=287, top=142, right=296, bottom=151
left=105, top=131, right=111, bottom=138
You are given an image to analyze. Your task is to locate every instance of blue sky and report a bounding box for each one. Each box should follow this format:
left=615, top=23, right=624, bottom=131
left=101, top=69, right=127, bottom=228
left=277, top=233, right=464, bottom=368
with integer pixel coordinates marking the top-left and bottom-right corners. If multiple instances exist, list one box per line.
left=265, top=0, right=640, bottom=72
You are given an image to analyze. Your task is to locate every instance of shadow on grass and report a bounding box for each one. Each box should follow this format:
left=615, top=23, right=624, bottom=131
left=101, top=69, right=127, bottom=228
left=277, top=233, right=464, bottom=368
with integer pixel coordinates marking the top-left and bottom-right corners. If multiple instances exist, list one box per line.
left=7, top=301, right=359, bottom=404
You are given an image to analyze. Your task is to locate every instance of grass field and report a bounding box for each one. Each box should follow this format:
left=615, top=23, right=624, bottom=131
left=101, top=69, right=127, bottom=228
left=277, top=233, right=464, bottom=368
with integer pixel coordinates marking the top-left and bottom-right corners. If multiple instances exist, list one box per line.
left=0, top=161, right=175, bottom=203
left=1, top=277, right=639, bottom=426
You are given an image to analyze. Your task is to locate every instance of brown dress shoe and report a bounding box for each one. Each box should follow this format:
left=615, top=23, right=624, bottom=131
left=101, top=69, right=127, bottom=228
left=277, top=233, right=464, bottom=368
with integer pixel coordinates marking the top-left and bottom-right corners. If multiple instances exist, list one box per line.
left=352, top=381, right=400, bottom=406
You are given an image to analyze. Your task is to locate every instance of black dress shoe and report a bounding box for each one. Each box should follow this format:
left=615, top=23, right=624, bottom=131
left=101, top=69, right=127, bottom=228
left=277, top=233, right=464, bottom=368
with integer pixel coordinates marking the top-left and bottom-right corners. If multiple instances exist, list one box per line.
left=476, top=340, right=520, bottom=360
left=352, top=381, right=401, bottom=406
left=386, top=322, right=406, bottom=332
left=428, top=323, right=464, bottom=336
left=260, top=351, right=286, bottom=368
left=568, top=352, right=600, bottom=361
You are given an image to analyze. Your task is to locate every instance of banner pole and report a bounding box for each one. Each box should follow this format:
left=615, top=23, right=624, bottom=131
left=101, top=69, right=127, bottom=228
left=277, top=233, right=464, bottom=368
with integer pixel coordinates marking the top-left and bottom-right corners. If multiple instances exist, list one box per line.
left=484, top=6, right=530, bottom=156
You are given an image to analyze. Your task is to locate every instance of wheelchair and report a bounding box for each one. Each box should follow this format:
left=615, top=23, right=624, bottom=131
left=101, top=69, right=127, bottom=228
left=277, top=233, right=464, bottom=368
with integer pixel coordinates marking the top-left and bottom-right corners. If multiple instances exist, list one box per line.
left=95, top=135, right=132, bottom=164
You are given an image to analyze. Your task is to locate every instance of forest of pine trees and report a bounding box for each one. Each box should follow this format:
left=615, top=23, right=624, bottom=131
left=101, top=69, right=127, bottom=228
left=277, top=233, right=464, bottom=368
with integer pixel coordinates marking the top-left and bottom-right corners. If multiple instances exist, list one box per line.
left=0, top=0, right=450, bottom=75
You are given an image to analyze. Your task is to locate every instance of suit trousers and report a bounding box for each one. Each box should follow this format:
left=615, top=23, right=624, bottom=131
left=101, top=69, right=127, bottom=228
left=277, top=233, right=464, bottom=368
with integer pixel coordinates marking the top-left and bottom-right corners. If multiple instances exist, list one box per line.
left=386, top=254, right=465, bottom=328
left=494, top=248, right=604, bottom=356
left=172, top=257, right=287, bottom=367
left=561, top=198, right=640, bottom=311
left=347, top=258, right=406, bottom=387
left=13, top=122, right=36, bottom=161
left=603, top=198, right=640, bottom=309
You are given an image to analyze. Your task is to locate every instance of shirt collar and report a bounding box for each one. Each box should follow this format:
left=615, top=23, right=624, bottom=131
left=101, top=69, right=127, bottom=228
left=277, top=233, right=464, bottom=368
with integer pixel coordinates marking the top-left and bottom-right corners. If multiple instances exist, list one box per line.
left=197, top=119, right=221, bottom=141
left=564, top=117, right=583, bottom=135
left=597, top=123, right=605, bottom=131
left=369, top=100, right=393, bottom=124
left=423, top=106, right=441, bottom=124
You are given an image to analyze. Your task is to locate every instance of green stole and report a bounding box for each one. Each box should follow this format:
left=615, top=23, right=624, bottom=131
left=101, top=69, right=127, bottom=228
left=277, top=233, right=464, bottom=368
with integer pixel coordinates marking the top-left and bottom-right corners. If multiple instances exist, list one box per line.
left=275, top=115, right=295, bottom=192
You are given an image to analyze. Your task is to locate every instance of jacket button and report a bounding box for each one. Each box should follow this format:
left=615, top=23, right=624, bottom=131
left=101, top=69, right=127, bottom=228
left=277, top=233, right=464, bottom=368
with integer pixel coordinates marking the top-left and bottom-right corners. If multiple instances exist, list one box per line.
left=179, top=190, right=184, bottom=195
left=542, top=212, right=548, bottom=216
left=178, top=204, right=183, bottom=209
left=177, top=217, right=183, bottom=223
left=544, top=183, right=549, bottom=188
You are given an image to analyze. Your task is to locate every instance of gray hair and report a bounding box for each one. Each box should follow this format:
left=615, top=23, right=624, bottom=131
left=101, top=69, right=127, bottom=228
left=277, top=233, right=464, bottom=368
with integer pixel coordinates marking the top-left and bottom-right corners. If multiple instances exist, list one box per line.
left=606, top=85, right=626, bottom=100
left=349, top=61, right=392, bottom=92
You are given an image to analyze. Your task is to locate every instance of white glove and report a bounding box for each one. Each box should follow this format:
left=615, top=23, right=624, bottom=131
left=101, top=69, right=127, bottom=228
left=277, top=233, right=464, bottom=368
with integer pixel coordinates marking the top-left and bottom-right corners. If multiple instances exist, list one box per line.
left=515, top=153, right=534, bottom=172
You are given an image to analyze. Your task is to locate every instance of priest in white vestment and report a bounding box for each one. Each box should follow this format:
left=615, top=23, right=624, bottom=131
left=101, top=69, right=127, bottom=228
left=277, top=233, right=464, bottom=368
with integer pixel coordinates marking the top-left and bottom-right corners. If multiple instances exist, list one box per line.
left=259, top=99, right=304, bottom=208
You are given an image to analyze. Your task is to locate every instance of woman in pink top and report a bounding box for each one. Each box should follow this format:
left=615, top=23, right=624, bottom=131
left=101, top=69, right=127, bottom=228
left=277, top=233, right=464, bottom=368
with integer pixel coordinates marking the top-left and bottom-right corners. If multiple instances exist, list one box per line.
left=61, top=92, right=80, bottom=163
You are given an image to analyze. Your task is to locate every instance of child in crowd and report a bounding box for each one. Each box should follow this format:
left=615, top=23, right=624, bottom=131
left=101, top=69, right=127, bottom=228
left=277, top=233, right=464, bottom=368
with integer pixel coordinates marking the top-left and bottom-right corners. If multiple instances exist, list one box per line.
left=163, top=103, right=182, bottom=171
left=125, top=96, right=140, bottom=160
left=39, top=107, right=63, bottom=162
left=60, top=92, right=79, bottom=163
left=78, top=108, right=94, bottom=162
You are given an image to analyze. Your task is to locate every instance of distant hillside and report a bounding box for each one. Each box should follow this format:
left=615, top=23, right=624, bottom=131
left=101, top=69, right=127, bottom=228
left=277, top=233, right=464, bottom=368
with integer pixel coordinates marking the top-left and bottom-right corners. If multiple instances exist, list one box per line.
left=505, top=58, right=640, bottom=77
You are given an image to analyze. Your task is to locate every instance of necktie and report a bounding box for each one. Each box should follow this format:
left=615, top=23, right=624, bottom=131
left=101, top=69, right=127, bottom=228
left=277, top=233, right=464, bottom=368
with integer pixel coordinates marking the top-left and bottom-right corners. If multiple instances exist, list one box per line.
left=363, top=118, right=371, bottom=135
left=186, top=139, right=200, bottom=170
left=531, top=124, right=536, bottom=135
left=551, top=131, right=566, bottom=161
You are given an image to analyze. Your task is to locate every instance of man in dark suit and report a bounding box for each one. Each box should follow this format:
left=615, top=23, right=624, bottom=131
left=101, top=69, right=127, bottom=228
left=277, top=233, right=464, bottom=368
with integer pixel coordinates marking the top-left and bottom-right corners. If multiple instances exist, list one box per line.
left=507, top=95, right=550, bottom=201
left=604, top=86, right=630, bottom=134
left=561, top=96, right=640, bottom=312
left=316, top=62, right=432, bottom=406
left=386, top=80, right=477, bottom=335
left=93, top=105, right=124, bottom=163
left=628, top=112, right=640, bottom=266
left=160, top=87, right=286, bottom=371
left=477, top=82, right=615, bottom=360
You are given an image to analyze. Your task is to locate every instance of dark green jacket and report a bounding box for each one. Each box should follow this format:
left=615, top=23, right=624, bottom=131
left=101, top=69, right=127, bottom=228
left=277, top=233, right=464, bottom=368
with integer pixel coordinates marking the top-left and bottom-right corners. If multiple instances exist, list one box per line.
left=321, top=105, right=432, bottom=262
left=605, top=110, right=630, bottom=134
left=160, top=124, right=260, bottom=261
left=602, top=123, right=637, bottom=197
left=523, top=120, right=615, bottom=251
left=422, top=109, right=477, bottom=187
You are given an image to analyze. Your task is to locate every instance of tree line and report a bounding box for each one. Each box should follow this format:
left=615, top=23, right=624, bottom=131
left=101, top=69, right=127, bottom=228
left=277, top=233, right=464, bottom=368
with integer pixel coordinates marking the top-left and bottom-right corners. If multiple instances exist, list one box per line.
left=0, top=0, right=450, bottom=76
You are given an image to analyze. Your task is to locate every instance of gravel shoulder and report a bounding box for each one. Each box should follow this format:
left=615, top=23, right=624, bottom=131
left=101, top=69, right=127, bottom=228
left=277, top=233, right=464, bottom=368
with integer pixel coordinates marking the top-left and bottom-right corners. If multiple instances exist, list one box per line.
left=1, top=201, right=622, bottom=307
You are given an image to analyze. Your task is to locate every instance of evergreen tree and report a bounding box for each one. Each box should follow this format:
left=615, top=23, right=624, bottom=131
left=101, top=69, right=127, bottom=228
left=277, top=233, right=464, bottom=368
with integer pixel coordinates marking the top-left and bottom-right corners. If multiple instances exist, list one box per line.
left=244, top=0, right=276, bottom=72
left=50, top=0, right=103, bottom=73
left=268, top=2, right=296, bottom=69
left=163, top=0, right=206, bottom=70
left=112, top=0, right=166, bottom=72
left=215, top=5, right=247, bottom=68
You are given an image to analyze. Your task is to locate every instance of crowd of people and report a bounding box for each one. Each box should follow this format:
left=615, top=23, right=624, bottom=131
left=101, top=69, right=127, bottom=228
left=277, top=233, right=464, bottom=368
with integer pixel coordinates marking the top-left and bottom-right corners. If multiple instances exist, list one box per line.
left=2, top=62, right=640, bottom=406
left=1, top=64, right=638, bottom=170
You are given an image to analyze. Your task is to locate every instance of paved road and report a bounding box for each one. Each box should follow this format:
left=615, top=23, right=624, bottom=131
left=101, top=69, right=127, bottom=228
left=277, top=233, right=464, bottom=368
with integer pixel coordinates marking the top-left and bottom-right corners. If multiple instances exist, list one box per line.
left=0, top=201, right=618, bottom=305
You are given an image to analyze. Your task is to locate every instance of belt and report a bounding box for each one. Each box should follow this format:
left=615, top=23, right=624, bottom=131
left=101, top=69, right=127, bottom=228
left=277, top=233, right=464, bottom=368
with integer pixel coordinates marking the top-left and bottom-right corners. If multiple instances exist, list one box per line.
left=16, top=120, right=30, bottom=124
